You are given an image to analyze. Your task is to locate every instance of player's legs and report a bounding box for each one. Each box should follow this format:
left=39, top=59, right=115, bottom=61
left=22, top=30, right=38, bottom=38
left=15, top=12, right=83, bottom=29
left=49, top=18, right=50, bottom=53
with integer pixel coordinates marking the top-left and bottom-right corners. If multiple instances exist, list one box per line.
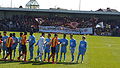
left=48, top=53, right=50, bottom=60
left=2, top=50, right=5, bottom=59
left=24, top=46, right=27, bottom=61
left=4, top=48, right=10, bottom=60
left=40, top=53, right=43, bottom=61
left=18, top=45, right=24, bottom=60
left=44, top=52, right=46, bottom=61
left=71, top=53, right=74, bottom=62
left=35, top=53, right=43, bottom=61
left=29, top=47, right=33, bottom=60
left=19, top=51, right=21, bottom=57
left=10, top=47, right=12, bottom=60
left=18, top=45, right=22, bottom=58
left=13, top=49, right=16, bottom=58
left=48, top=53, right=53, bottom=62
left=48, top=47, right=55, bottom=63
left=2, top=46, right=7, bottom=59
left=76, top=54, right=80, bottom=63
left=56, top=52, right=58, bottom=62
left=64, top=53, right=66, bottom=61
left=81, top=55, right=84, bottom=63
left=52, top=53, right=55, bottom=63
left=70, top=48, right=75, bottom=62
left=60, top=53, right=62, bottom=61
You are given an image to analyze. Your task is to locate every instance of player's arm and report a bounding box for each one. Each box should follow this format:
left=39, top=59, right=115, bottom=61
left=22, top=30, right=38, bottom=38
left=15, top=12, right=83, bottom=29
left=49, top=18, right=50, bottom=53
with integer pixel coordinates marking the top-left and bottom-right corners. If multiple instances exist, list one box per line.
left=74, top=40, right=76, bottom=47
left=16, top=37, right=19, bottom=43
left=69, top=40, right=71, bottom=50
left=27, top=36, right=30, bottom=43
left=33, top=36, right=36, bottom=44
left=85, top=42, right=87, bottom=49
left=11, top=38, right=14, bottom=45
left=66, top=40, right=68, bottom=46
left=35, top=40, right=39, bottom=46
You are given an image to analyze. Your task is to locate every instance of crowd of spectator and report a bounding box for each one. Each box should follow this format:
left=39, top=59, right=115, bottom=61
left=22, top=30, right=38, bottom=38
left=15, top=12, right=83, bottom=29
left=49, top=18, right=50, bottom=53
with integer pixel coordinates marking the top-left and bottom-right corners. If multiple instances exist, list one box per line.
left=0, top=15, right=120, bottom=36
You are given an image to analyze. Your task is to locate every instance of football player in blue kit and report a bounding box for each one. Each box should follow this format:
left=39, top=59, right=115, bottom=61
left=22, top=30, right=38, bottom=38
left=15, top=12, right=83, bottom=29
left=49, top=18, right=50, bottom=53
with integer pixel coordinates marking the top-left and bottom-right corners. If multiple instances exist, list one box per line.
left=28, top=32, right=36, bottom=60
left=12, top=33, right=18, bottom=59
left=44, top=33, right=51, bottom=61
left=2, top=31, right=8, bottom=59
left=76, top=36, right=87, bottom=63
left=69, top=34, right=76, bottom=62
left=59, top=34, right=68, bottom=62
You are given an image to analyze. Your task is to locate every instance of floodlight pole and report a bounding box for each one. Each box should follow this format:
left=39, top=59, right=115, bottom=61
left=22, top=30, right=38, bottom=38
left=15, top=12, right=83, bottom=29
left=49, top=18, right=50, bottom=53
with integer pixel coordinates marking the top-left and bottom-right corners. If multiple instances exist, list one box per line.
left=11, top=0, right=12, bottom=8
left=79, top=0, right=81, bottom=10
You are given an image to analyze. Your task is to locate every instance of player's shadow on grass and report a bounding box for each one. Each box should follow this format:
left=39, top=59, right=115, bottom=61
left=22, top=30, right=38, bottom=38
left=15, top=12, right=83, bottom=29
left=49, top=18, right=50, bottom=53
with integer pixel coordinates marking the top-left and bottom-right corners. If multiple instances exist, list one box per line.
left=0, top=60, right=79, bottom=65
left=0, top=61, right=19, bottom=64
left=32, top=62, right=79, bottom=65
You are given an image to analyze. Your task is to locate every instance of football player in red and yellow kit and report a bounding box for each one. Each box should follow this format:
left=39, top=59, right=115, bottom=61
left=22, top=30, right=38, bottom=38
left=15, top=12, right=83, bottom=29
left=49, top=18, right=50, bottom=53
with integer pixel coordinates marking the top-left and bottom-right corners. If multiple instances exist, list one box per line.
left=48, top=34, right=59, bottom=64
left=4, top=33, right=14, bottom=61
left=17, top=32, right=27, bottom=62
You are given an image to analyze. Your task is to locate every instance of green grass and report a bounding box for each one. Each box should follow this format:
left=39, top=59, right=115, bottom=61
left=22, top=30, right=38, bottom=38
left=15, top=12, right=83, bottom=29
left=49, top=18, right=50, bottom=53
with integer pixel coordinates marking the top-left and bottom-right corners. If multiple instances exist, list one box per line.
left=0, top=31, right=120, bottom=68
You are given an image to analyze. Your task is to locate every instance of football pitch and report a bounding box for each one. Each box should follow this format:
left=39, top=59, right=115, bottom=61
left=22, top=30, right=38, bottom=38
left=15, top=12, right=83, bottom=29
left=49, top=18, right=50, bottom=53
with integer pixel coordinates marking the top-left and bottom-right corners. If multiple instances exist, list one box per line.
left=0, top=31, right=120, bottom=68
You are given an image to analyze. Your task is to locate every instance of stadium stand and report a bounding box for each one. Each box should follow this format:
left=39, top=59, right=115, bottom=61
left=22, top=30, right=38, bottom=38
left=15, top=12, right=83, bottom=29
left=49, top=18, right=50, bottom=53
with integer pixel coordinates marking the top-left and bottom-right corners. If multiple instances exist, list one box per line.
left=0, top=8, right=120, bottom=36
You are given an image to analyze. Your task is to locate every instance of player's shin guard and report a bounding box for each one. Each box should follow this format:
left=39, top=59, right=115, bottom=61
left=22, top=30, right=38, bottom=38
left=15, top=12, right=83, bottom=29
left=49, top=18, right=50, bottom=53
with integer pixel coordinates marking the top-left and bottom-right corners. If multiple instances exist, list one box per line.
left=56, top=53, right=58, bottom=62
left=4, top=52, right=10, bottom=60
left=44, top=53, right=46, bottom=61
left=81, top=55, right=84, bottom=62
left=52, top=53, right=55, bottom=63
left=72, top=53, right=74, bottom=61
left=24, top=51, right=27, bottom=61
left=77, top=55, right=80, bottom=61
left=64, top=53, right=66, bottom=61
left=48, top=53, right=50, bottom=60
left=3, top=50, right=5, bottom=58
left=10, top=52, right=12, bottom=60
left=60, top=53, right=62, bottom=61
left=48, top=54, right=52, bottom=62
left=13, top=50, right=16, bottom=58
left=39, top=54, right=43, bottom=61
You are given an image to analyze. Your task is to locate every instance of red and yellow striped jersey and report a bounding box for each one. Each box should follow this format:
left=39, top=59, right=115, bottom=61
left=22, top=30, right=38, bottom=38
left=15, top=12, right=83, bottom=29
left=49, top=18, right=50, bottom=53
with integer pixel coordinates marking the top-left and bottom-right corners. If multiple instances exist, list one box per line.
left=6, top=37, right=13, bottom=47
left=51, top=37, right=58, bottom=47
left=21, top=35, right=27, bottom=45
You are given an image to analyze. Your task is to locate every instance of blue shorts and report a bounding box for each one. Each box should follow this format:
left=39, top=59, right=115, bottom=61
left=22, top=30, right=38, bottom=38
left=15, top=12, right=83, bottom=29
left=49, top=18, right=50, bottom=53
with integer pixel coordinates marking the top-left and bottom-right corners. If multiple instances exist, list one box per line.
left=55, top=46, right=60, bottom=53
left=19, top=45, right=22, bottom=51
left=12, top=45, right=17, bottom=50
left=78, top=50, right=86, bottom=55
left=55, top=49, right=59, bottom=53
left=44, top=49, right=50, bottom=53
left=2, top=45, right=7, bottom=50
left=61, top=47, right=67, bottom=53
left=70, top=48, right=75, bottom=53
left=29, top=47, right=34, bottom=51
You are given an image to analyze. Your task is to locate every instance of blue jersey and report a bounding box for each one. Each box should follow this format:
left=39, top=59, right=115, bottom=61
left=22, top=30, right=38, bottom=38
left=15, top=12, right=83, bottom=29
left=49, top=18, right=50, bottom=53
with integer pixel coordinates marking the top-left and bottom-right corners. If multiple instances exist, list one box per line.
left=78, top=40, right=87, bottom=55
left=60, top=38, right=68, bottom=53
left=2, top=36, right=8, bottom=45
left=2, top=36, right=8, bottom=50
left=28, top=35, right=36, bottom=47
left=12, top=36, right=18, bottom=49
left=18, top=37, right=22, bottom=51
left=55, top=39, right=61, bottom=53
left=70, top=39, right=76, bottom=48
left=44, top=38, right=51, bottom=53
left=79, top=40, right=87, bottom=51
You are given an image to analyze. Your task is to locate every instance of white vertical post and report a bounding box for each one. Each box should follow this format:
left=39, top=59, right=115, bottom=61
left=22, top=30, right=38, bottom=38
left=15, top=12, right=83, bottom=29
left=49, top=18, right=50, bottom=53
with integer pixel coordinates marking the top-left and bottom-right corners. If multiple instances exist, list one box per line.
left=11, top=0, right=12, bottom=8
left=79, top=0, right=81, bottom=10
